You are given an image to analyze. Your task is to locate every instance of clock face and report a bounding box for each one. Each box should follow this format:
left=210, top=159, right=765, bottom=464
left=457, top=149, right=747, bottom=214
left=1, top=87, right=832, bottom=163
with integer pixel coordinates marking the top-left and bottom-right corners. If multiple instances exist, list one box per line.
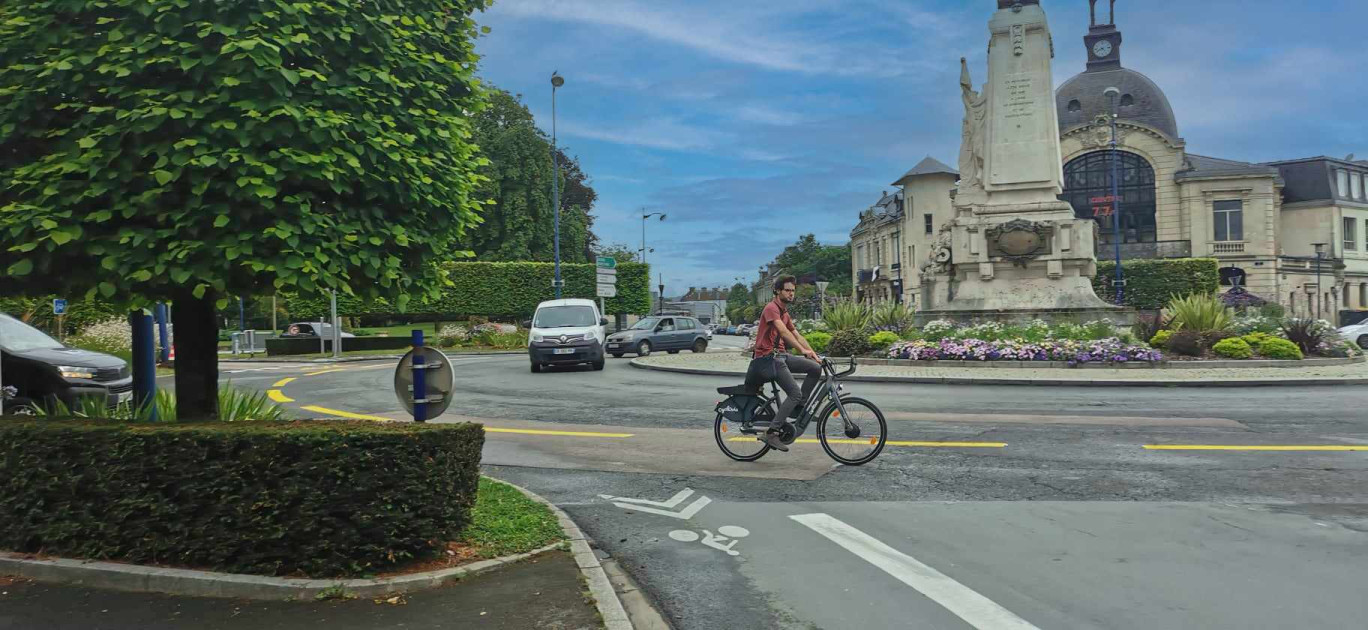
left=1092, top=40, right=1113, bottom=58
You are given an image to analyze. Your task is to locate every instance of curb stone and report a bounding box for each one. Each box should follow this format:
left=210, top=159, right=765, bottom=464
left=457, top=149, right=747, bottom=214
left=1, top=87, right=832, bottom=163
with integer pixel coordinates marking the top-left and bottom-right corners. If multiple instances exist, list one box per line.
left=0, top=476, right=631, bottom=619
left=628, top=357, right=1368, bottom=388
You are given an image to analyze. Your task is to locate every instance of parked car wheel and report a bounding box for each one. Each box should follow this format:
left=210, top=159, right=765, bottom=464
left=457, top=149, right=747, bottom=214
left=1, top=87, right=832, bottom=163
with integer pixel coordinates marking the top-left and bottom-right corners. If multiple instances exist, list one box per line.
left=4, top=398, right=40, bottom=415
left=611, top=353, right=624, bottom=358
left=592, top=359, right=605, bottom=371
left=530, top=362, right=542, bottom=373
left=1358, top=335, right=1368, bottom=350
left=668, top=350, right=679, bottom=354
left=637, top=340, right=652, bottom=356
left=692, top=339, right=708, bottom=353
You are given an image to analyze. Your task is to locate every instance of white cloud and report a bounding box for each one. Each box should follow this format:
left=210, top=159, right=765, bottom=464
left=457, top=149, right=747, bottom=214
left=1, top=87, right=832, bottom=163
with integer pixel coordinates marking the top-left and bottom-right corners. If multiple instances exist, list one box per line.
left=733, top=104, right=807, bottom=126
left=557, top=117, right=730, bottom=152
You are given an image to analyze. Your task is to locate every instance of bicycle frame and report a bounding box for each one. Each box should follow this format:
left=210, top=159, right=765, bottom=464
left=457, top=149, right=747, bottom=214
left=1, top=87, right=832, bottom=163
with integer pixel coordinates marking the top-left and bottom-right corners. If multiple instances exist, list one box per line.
left=757, top=356, right=856, bottom=441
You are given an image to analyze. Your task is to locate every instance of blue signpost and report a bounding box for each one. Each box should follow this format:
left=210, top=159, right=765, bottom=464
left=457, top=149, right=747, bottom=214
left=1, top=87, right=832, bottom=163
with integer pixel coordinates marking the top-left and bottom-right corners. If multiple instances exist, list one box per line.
left=411, top=330, right=426, bottom=422
left=154, top=303, right=170, bottom=363
left=129, top=310, right=157, bottom=421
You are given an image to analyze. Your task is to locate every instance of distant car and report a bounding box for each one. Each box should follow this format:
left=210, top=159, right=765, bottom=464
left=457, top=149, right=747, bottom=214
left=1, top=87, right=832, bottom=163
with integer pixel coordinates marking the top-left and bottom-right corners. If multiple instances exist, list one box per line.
left=725, top=325, right=738, bottom=335
left=280, top=322, right=354, bottom=338
left=737, top=323, right=756, bottom=336
left=1338, top=321, right=1368, bottom=349
left=0, top=313, right=132, bottom=414
left=605, top=316, right=709, bottom=357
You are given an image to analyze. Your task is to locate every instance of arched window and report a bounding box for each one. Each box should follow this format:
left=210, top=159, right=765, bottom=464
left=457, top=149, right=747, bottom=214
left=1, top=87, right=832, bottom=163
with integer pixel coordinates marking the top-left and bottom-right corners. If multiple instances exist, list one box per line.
left=1061, top=151, right=1157, bottom=245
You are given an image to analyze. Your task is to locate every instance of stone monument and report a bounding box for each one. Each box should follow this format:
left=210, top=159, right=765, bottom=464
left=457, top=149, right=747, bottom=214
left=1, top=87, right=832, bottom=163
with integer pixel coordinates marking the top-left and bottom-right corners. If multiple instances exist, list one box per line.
left=918, top=0, right=1133, bottom=325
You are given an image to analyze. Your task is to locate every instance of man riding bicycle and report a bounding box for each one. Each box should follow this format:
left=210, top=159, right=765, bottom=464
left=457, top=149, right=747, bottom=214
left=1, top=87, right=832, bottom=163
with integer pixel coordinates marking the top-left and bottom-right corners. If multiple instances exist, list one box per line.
left=746, top=275, right=821, bottom=452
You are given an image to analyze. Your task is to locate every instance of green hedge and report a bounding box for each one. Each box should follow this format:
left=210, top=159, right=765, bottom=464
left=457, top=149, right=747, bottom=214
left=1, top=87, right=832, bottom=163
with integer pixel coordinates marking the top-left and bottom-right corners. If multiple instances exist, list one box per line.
left=1093, top=258, right=1219, bottom=310
left=265, top=336, right=415, bottom=356
left=0, top=420, right=484, bottom=577
left=287, top=261, right=651, bottom=320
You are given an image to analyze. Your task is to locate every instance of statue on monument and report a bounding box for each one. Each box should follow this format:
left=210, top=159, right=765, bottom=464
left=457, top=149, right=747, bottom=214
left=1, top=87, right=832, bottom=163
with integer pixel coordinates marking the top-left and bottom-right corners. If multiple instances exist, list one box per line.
left=957, top=57, right=987, bottom=197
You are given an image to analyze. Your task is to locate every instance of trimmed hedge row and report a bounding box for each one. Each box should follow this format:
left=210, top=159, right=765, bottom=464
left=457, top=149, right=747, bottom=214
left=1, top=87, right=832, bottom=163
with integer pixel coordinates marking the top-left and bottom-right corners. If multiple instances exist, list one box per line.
left=265, top=336, right=415, bottom=356
left=0, top=420, right=484, bottom=577
left=1093, top=258, right=1219, bottom=310
left=287, top=261, right=652, bottom=319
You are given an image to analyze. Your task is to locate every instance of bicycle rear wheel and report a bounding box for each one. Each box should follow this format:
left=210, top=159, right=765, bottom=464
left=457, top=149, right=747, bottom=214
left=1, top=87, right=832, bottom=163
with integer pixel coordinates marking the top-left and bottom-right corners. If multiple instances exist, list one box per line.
left=816, top=396, right=887, bottom=466
left=714, top=411, right=770, bottom=461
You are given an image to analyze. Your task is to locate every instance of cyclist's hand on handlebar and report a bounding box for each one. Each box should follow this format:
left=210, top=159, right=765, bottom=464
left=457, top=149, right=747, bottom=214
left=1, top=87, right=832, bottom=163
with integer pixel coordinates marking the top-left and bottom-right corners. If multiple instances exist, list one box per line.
left=802, top=348, right=820, bottom=361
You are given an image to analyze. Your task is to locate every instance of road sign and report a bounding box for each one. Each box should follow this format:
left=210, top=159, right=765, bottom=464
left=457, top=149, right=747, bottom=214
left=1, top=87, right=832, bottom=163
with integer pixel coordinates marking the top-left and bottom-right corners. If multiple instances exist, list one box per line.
left=596, top=266, right=617, bottom=276
left=394, top=346, right=456, bottom=418
left=551, top=279, right=565, bottom=288
left=597, top=273, right=617, bottom=284
left=596, top=256, right=617, bottom=269
left=52, top=299, right=66, bottom=315
left=815, top=281, right=830, bottom=294
left=596, top=284, right=617, bottom=298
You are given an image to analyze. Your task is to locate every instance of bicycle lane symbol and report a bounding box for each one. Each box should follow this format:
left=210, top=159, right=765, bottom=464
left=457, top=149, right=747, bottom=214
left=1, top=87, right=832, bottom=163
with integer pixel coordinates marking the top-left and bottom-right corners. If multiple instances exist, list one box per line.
left=600, top=488, right=751, bottom=557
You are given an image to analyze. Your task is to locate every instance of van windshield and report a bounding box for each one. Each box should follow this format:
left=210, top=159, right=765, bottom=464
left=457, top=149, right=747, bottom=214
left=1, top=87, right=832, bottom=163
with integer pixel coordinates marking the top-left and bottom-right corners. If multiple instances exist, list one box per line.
left=534, top=306, right=597, bottom=329
left=0, top=314, right=64, bottom=352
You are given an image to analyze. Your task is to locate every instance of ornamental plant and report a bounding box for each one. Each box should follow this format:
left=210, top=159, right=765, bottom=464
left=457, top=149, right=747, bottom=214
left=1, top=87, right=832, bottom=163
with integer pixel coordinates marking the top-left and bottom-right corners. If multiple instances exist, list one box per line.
left=1166, top=293, right=1234, bottom=333
left=1149, top=330, right=1173, bottom=348
left=1258, top=337, right=1303, bottom=360
left=1, top=0, right=492, bottom=419
left=867, top=331, right=900, bottom=350
left=805, top=331, right=832, bottom=354
left=69, top=316, right=134, bottom=355
left=870, top=301, right=915, bottom=334
left=886, top=337, right=1161, bottom=365
left=822, top=300, right=872, bottom=333
left=1211, top=337, right=1252, bottom=359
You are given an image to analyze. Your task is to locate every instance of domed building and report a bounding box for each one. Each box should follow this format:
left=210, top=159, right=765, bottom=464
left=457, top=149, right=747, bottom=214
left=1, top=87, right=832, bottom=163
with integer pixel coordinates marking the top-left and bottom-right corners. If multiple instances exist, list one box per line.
left=853, top=3, right=1368, bottom=324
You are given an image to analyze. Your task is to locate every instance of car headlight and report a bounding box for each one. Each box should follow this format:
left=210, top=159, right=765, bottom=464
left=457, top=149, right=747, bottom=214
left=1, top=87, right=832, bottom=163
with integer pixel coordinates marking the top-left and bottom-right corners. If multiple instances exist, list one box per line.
left=58, top=365, right=96, bottom=380
left=583, top=329, right=599, bottom=342
left=531, top=334, right=544, bottom=343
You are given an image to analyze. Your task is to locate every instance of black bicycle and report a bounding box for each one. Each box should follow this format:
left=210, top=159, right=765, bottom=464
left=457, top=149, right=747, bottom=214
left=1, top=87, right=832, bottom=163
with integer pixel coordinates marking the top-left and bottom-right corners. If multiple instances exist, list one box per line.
left=713, top=356, right=887, bottom=465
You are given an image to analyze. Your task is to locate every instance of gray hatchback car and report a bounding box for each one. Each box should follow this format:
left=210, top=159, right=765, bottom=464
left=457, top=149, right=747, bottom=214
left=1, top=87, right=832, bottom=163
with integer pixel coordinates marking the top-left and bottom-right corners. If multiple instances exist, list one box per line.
left=605, top=316, right=709, bottom=357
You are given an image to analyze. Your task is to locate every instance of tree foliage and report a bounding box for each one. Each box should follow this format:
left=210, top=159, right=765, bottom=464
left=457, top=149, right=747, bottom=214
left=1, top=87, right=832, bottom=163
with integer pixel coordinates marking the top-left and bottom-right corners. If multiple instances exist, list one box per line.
left=1, top=0, right=491, bottom=304
left=595, top=242, right=639, bottom=264
left=466, top=87, right=595, bottom=263
left=767, top=234, right=852, bottom=297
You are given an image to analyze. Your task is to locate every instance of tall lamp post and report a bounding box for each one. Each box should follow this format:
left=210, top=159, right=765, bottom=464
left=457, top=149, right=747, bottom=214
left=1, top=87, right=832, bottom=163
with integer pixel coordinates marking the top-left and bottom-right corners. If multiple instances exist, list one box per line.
left=551, top=71, right=565, bottom=298
left=1312, top=242, right=1327, bottom=320
left=1104, top=86, right=1124, bottom=305
left=640, top=211, right=666, bottom=269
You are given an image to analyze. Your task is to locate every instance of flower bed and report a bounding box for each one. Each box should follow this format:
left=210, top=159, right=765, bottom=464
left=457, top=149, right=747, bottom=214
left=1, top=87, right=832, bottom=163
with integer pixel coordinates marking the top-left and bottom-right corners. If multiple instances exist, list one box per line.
left=887, top=337, right=1161, bottom=365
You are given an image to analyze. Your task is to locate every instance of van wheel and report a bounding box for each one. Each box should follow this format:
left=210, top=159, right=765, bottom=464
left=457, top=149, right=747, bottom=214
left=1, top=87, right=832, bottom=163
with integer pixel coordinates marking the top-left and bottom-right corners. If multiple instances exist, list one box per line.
left=667, top=350, right=680, bottom=354
left=693, top=339, right=708, bottom=353
left=637, top=340, right=652, bottom=356
left=530, top=362, right=542, bottom=373
left=1358, top=335, right=1368, bottom=350
left=592, top=359, right=605, bottom=371
left=611, top=353, right=624, bottom=358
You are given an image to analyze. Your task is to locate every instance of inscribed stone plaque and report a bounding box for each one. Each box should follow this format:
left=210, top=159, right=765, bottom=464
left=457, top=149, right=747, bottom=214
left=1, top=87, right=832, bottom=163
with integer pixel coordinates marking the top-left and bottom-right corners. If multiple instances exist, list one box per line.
left=989, top=70, right=1055, bottom=186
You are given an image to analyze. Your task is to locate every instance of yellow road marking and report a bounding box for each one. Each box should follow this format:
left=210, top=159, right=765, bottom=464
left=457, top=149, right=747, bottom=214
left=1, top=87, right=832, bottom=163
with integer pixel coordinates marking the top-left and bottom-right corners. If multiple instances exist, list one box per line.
left=727, top=438, right=1005, bottom=448
left=301, top=405, right=393, bottom=422
left=1143, top=444, right=1368, bottom=451
left=267, top=389, right=294, bottom=403
left=303, top=368, right=347, bottom=376
left=485, top=427, right=634, bottom=438
left=272, top=377, right=296, bottom=387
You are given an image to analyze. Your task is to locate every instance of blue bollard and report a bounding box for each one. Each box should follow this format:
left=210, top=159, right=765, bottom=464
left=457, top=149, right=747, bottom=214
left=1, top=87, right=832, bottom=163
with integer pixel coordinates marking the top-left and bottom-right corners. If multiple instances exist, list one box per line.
left=129, top=310, right=157, bottom=421
left=154, top=303, right=170, bottom=363
left=412, top=329, right=426, bottom=422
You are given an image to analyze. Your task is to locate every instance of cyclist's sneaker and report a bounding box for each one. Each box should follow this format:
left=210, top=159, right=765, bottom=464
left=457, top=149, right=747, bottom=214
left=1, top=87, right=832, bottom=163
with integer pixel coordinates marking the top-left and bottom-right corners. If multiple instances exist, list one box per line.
left=759, top=431, right=789, bottom=452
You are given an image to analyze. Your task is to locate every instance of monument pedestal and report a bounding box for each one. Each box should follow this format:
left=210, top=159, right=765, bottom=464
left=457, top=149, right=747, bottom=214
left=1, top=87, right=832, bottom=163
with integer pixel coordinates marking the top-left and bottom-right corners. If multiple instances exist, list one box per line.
left=919, top=1, right=1133, bottom=327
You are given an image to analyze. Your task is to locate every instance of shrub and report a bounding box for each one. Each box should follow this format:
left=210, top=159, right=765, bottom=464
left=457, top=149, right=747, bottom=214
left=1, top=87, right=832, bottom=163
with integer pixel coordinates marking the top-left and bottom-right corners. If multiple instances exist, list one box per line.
left=1219, top=288, right=1268, bottom=309
left=920, top=319, right=956, bottom=341
left=1201, top=330, right=1236, bottom=349
left=870, top=302, right=915, bottom=334
left=1094, top=258, right=1220, bottom=309
left=1241, top=332, right=1276, bottom=351
left=0, top=420, right=485, bottom=577
left=868, top=331, right=901, bottom=350
left=1166, top=330, right=1204, bottom=356
left=1211, top=338, right=1253, bottom=359
left=68, top=317, right=133, bottom=355
left=1166, top=293, right=1234, bottom=333
left=1232, top=313, right=1281, bottom=335
left=1132, top=312, right=1168, bottom=346
left=437, top=325, right=470, bottom=347
left=1149, top=330, right=1173, bottom=348
left=805, top=331, right=832, bottom=354
left=1259, top=337, right=1304, bottom=360
left=1280, top=318, right=1333, bottom=354
left=822, top=300, right=872, bottom=333
left=828, top=329, right=874, bottom=357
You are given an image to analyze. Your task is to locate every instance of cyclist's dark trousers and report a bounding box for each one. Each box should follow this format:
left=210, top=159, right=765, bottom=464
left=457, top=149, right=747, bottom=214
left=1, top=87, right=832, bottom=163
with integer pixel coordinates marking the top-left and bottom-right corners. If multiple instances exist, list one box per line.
left=747, top=354, right=821, bottom=431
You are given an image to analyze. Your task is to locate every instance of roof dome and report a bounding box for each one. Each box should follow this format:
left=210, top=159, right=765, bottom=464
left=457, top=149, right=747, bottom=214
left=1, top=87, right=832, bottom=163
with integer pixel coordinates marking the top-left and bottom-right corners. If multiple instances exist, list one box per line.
left=1056, top=67, right=1179, bottom=140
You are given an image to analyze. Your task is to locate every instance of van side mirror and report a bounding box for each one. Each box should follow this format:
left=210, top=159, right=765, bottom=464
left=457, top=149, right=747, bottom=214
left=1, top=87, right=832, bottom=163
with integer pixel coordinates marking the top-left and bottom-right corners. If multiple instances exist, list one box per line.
left=521, top=320, right=532, bottom=329
left=599, top=318, right=609, bottom=326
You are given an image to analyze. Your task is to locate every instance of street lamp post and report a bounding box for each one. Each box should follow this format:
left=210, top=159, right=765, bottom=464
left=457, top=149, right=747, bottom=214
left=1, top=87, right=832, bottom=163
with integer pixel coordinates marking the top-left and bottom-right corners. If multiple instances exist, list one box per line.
left=1104, top=86, right=1124, bottom=305
left=1313, top=242, right=1327, bottom=321
left=640, top=210, right=666, bottom=268
left=551, top=72, right=565, bottom=299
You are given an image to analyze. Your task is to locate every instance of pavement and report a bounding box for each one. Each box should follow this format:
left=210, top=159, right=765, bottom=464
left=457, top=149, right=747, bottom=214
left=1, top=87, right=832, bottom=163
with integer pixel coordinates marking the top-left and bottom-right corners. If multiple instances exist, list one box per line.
left=632, top=348, right=1368, bottom=386
left=0, top=551, right=601, bottom=630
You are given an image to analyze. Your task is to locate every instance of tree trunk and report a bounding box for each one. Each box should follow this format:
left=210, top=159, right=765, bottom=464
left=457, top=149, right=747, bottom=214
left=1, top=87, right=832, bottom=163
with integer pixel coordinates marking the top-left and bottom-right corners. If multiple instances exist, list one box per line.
left=172, top=289, right=219, bottom=421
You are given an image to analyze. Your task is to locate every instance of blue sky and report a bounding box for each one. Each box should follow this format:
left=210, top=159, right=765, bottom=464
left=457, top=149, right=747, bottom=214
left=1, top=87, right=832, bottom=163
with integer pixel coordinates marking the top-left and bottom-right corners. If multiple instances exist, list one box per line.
left=472, top=0, right=1368, bottom=295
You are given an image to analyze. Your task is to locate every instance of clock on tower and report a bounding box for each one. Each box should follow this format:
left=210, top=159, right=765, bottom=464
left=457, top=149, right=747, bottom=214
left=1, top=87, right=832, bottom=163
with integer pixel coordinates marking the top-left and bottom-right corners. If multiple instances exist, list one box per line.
left=1084, top=0, right=1123, bottom=72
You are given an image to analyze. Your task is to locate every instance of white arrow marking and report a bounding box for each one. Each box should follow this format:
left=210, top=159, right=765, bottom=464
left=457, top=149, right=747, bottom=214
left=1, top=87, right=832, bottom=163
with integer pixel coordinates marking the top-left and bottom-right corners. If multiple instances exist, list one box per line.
left=611, top=496, right=712, bottom=520
left=599, top=488, right=694, bottom=509
left=790, top=513, right=1040, bottom=630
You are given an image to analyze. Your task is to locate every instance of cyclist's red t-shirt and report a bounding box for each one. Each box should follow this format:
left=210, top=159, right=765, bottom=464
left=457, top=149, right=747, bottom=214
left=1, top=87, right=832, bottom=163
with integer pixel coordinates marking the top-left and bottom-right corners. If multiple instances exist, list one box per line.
left=752, top=299, right=794, bottom=358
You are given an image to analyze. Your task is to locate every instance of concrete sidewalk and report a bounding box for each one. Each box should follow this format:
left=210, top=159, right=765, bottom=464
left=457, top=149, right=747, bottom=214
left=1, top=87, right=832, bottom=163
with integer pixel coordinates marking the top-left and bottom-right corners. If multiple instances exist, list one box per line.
left=632, top=351, right=1368, bottom=387
left=0, top=551, right=600, bottom=630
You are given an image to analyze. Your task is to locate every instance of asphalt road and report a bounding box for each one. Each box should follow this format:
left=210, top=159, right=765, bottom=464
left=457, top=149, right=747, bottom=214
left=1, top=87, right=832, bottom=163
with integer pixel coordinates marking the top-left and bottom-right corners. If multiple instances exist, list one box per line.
left=220, top=344, right=1368, bottom=630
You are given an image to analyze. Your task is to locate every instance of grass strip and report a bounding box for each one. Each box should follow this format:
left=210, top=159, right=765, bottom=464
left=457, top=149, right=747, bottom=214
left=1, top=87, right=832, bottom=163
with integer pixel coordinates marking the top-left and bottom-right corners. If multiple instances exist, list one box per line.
left=460, top=477, right=565, bottom=558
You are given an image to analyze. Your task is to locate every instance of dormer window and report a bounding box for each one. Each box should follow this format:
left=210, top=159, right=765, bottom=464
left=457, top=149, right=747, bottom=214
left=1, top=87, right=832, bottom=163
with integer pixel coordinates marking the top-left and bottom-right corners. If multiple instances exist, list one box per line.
left=1067, top=99, right=1082, bottom=112
left=1120, top=94, right=1134, bottom=107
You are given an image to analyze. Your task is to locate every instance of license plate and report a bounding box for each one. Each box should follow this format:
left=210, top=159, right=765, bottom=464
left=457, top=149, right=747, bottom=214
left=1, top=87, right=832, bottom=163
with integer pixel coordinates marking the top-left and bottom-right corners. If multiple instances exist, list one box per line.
left=607, top=344, right=619, bottom=349
left=117, top=391, right=133, bottom=404
left=554, top=348, right=575, bottom=355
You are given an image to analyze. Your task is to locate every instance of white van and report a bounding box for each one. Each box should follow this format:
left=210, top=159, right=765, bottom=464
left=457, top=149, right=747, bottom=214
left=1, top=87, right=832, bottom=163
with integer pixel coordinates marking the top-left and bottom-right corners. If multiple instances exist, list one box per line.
left=526, top=298, right=607, bottom=373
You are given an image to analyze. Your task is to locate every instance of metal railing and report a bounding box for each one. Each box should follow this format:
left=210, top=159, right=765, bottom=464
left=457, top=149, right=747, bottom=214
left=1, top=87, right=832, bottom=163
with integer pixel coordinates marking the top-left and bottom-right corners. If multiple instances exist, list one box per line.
left=1211, top=241, right=1246, bottom=254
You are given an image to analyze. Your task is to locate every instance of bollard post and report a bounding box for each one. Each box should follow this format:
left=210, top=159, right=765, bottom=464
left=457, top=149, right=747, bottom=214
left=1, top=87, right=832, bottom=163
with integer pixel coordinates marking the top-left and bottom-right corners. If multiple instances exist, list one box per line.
left=129, top=310, right=158, bottom=421
left=411, top=329, right=426, bottom=422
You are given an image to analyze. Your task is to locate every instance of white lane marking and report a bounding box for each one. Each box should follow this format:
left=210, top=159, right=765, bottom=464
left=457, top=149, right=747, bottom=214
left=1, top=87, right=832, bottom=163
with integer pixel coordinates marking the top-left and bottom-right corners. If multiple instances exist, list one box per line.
left=789, top=513, right=1040, bottom=630
left=600, top=488, right=694, bottom=508
left=610, top=496, right=712, bottom=520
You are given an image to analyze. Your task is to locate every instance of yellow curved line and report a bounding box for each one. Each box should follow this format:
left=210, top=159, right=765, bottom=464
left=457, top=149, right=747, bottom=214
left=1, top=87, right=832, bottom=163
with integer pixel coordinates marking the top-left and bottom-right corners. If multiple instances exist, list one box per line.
left=301, top=405, right=393, bottom=422
left=272, top=377, right=296, bottom=387
left=267, top=389, right=294, bottom=403
left=485, top=427, right=634, bottom=438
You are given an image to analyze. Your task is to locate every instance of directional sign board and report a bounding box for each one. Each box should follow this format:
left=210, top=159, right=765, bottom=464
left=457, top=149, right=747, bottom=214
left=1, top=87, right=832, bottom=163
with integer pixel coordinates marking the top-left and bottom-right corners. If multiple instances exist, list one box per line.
left=597, top=273, right=617, bottom=284
left=596, top=284, right=617, bottom=298
left=52, top=299, right=67, bottom=315
left=394, top=346, right=456, bottom=418
left=596, top=256, right=616, bottom=269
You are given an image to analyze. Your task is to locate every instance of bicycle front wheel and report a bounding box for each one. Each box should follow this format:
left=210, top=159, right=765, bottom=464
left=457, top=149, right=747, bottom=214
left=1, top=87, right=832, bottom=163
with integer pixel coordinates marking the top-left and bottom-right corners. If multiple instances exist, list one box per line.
left=715, top=412, right=770, bottom=462
left=816, top=396, right=887, bottom=466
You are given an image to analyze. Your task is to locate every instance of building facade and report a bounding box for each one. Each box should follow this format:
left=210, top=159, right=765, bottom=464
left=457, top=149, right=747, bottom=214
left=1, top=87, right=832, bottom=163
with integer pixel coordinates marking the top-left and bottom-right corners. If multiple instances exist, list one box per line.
left=850, top=158, right=959, bottom=306
left=849, top=8, right=1368, bottom=323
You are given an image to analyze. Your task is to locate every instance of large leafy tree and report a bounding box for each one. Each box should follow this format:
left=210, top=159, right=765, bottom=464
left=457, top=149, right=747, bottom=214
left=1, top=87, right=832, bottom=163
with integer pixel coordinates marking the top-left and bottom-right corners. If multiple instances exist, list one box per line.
left=0, top=0, right=491, bottom=418
left=767, top=234, right=852, bottom=297
left=467, top=87, right=595, bottom=263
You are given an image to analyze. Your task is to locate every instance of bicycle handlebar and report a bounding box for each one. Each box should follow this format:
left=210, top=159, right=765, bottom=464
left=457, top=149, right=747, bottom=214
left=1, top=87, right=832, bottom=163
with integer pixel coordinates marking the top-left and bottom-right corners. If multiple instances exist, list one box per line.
left=820, top=355, right=858, bottom=379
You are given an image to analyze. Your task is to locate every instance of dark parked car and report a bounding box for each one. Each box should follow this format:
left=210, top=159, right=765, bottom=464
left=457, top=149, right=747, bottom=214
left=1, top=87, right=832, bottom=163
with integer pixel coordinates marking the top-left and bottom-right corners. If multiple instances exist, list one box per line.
left=0, top=313, right=132, bottom=414
left=725, top=325, right=738, bottom=335
left=605, top=316, right=709, bottom=357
